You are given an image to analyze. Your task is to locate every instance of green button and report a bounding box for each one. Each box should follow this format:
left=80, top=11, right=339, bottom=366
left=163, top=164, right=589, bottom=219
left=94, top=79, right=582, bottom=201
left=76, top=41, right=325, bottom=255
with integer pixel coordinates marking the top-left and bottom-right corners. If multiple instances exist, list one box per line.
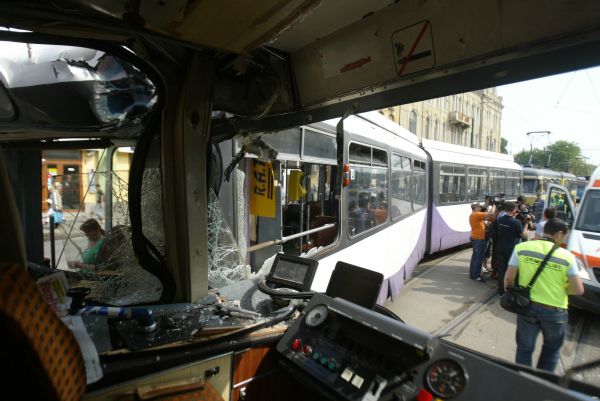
left=321, top=356, right=328, bottom=365
left=312, top=352, right=320, bottom=360
left=328, top=361, right=336, bottom=371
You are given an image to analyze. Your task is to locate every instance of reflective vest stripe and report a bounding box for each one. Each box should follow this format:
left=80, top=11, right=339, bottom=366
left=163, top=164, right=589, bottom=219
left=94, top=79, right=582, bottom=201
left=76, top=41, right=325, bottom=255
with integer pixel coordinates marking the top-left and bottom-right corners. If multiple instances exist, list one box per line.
left=515, top=250, right=570, bottom=267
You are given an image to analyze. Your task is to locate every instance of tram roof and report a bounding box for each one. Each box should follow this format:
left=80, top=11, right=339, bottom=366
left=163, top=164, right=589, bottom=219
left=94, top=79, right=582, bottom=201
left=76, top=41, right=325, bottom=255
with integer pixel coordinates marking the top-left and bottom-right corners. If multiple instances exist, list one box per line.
left=317, top=111, right=428, bottom=160
left=422, top=139, right=521, bottom=171
left=522, top=166, right=564, bottom=178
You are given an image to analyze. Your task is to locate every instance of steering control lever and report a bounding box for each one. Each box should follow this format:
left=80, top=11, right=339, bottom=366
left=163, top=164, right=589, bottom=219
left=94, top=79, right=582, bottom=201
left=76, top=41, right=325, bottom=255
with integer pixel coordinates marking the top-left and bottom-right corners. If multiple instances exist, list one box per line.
left=67, top=287, right=157, bottom=332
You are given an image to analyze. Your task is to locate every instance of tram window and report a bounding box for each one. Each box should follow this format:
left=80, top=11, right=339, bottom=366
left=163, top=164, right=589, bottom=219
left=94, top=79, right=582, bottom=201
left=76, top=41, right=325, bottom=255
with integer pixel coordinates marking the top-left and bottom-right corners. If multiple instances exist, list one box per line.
left=412, top=160, right=427, bottom=210
left=522, top=179, right=537, bottom=193
left=43, top=143, right=163, bottom=306
left=490, top=169, right=506, bottom=195
left=467, top=167, right=488, bottom=201
left=349, top=143, right=371, bottom=165
left=262, top=127, right=302, bottom=157
left=303, top=129, right=336, bottom=160
left=505, top=171, right=522, bottom=197
left=439, top=165, right=466, bottom=203
left=111, top=147, right=134, bottom=227
left=19, top=43, right=164, bottom=306
left=391, top=154, right=412, bottom=219
left=347, top=167, right=388, bottom=236
left=372, top=148, right=388, bottom=166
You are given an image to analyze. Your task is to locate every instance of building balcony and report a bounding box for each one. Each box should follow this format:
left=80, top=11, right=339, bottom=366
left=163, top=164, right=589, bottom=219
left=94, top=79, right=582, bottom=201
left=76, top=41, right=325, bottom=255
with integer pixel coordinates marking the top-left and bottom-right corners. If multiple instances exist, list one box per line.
left=448, top=111, right=472, bottom=128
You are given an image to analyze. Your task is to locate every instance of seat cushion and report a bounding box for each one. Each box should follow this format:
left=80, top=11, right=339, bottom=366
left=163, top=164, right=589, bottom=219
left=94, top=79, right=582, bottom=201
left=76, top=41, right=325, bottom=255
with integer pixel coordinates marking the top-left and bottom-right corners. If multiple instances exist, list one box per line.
left=0, top=264, right=86, bottom=401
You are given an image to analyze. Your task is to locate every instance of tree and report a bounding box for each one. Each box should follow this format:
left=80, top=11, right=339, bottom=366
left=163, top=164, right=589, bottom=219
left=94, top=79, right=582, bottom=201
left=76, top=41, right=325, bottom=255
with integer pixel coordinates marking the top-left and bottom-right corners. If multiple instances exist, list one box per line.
left=514, top=148, right=547, bottom=166
left=500, top=138, right=508, bottom=154
left=546, top=141, right=582, bottom=173
left=513, top=140, right=584, bottom=173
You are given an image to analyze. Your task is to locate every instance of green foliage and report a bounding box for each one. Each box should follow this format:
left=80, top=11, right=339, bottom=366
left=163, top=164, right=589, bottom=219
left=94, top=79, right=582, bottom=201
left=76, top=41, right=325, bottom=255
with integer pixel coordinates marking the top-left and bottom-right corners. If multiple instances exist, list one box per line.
left=514, top=140, right=590, bottom=175
left=500, top=138, right=508, bottom=154
left=514, top=148, right=547, bottom=166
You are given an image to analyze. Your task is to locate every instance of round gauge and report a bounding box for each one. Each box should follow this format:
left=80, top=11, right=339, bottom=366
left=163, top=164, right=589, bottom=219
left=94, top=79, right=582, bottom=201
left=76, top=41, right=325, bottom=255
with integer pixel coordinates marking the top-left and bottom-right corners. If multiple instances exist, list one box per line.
left=305, top=304, right=329, bottom=327
left=425, top=359, right=467, bottom=399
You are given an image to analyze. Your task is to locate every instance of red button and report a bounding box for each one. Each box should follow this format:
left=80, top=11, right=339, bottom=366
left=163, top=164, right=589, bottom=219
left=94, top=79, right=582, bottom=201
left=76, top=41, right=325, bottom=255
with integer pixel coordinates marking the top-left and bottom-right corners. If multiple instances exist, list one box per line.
left=416, top=389, right=433, bottom=401
left=292, top=338, right=301, bottom=351
left=301, top=345, right=312, bottom=355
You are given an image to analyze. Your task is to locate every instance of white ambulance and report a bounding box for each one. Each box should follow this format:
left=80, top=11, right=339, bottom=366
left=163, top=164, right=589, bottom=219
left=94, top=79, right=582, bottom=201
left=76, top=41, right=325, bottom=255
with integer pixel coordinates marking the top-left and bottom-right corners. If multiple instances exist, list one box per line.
left=567, top=166, right=600, bottom=314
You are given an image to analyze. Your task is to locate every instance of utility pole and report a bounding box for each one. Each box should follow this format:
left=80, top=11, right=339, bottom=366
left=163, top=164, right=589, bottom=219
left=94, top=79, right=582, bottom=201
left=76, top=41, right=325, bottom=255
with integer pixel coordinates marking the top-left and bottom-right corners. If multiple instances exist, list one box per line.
left=525, top=131, right=550, bottom=166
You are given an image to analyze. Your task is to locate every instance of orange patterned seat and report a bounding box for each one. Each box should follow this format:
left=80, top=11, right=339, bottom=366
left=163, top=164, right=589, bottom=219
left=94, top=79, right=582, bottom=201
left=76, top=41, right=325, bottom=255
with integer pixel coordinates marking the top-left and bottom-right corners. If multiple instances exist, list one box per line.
left=0, top=263, right=86, bottom=401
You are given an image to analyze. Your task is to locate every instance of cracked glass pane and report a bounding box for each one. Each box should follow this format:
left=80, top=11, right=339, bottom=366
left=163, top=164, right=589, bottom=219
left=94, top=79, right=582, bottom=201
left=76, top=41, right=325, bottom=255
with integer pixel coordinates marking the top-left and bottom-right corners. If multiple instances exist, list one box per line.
left=236, top=171, right=247, bottom=260
left=51, top=146, right=163, bottom=305
left=141, top=167, right=165, bottom=255
left=208, top=188, right=250, bottom=288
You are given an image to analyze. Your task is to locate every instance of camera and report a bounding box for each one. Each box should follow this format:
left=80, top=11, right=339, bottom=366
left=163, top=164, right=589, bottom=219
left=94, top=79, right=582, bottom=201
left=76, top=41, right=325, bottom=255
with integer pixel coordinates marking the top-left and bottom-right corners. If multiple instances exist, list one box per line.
left=519, top=210, right=532, bottom=220
left=485, top=193, right=505, bottom=207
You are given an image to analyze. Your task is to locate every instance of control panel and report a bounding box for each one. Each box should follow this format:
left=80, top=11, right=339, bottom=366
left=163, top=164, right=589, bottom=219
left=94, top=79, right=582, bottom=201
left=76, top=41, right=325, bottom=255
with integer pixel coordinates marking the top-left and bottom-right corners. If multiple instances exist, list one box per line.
left=277, top=293, right=431, bottom=401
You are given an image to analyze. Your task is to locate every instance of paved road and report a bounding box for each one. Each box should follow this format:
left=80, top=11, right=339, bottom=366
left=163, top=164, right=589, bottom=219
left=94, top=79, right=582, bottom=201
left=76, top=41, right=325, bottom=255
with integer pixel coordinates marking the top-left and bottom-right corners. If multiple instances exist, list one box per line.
left=385, top=248, right=600, bottom=385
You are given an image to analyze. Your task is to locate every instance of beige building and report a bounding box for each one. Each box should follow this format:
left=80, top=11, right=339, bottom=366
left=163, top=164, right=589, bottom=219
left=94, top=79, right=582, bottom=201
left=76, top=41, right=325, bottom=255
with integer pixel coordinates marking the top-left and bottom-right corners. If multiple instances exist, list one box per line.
left=380, top=88, right=503, bottom=152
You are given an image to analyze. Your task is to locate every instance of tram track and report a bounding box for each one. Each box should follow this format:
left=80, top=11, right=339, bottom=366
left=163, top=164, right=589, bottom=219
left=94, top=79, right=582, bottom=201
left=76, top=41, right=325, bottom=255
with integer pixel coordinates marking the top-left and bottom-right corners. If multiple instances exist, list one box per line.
left=433, top=286, right=498, bottom=337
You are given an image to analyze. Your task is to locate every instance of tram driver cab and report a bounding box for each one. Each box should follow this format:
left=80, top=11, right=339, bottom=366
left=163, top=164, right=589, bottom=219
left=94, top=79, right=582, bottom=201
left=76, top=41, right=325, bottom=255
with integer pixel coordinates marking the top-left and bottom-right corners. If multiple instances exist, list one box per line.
left=2, top=1, right=600, bottom=401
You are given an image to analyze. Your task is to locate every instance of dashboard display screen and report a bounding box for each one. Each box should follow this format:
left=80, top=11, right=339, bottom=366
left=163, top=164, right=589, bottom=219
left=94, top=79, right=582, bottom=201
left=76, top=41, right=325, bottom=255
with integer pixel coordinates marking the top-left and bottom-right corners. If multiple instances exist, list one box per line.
left=266, top=254, right=318, bottom=290
left=272, top=259, right=309, bottom=284
left=325, top=261, right=383, bottom=310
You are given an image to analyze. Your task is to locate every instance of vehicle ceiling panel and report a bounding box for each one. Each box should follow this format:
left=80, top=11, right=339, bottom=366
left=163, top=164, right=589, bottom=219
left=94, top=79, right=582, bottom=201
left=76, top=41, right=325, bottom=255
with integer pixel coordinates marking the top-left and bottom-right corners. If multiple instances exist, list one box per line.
left=68, top=0, right=393, bottom=55
left=290, top=0, right=600, bottom=107
left=0, top=1, right=600, bottom=141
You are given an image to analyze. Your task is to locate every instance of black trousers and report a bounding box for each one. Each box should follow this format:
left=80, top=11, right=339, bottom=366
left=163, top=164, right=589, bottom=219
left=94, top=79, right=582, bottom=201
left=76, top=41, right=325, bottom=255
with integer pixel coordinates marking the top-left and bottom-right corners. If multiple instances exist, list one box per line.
left=496, top=250, right=511, bottom=294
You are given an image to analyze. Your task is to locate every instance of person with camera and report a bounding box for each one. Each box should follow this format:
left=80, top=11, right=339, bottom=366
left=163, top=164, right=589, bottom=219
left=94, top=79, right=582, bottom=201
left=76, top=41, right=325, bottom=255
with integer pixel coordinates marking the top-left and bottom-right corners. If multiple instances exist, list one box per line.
left=495, top=201, right=529, bottom=295
left=515, top=200, right=536, bottom=241
left=469, top=199, right=496, bottom=283
left=503, top=218, right=584, bottom=372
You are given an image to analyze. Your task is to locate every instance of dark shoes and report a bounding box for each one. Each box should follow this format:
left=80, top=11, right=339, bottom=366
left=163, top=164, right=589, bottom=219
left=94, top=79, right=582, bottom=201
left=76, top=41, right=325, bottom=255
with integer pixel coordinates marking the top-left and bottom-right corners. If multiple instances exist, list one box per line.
left=471, top=277, right=487, bottom=283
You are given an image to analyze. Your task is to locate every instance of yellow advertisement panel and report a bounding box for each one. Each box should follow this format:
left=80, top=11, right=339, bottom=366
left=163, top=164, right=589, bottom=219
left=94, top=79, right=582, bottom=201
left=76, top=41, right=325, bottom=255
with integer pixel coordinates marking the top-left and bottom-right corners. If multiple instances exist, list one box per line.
left=249, top=160, right=276, bottom=218
left=287, top=170, right=306, bottom=202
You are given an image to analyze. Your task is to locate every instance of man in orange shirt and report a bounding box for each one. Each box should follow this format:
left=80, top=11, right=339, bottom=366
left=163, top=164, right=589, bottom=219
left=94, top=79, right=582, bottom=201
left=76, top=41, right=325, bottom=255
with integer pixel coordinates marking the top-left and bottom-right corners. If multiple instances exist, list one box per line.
left=469, top=200, right=496, bottom=282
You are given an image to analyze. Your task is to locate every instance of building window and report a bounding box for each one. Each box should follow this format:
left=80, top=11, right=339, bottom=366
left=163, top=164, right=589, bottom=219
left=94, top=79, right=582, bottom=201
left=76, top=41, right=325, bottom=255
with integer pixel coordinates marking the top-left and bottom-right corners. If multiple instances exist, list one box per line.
left=409, top=110, right=418, bottom=134
left=425, top=116, right=430, bottom=139
left=442, top=123, right=446, bottom=142
left=434, top=120, right=439, bottom=141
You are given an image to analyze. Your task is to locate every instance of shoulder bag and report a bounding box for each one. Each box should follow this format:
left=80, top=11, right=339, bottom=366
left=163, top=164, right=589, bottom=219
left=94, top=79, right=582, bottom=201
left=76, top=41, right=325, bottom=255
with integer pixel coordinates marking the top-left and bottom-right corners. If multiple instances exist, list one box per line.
left=500, top=244, right=559, bottom=314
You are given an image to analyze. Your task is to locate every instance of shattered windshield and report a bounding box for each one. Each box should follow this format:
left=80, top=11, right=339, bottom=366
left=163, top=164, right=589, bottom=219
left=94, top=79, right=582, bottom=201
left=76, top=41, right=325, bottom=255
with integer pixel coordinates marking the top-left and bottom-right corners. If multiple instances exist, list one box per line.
left=46, top=146, right=163, bottom=305
left=0, top=41, right=156, bottom=133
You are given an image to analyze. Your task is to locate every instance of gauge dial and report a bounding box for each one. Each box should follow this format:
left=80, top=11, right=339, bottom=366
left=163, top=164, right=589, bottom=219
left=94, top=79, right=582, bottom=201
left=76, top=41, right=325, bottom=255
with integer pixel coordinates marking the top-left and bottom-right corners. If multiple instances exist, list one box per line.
left=425, top=359, right=466, bottom=399
left=305, top=304, right=328, bottom=327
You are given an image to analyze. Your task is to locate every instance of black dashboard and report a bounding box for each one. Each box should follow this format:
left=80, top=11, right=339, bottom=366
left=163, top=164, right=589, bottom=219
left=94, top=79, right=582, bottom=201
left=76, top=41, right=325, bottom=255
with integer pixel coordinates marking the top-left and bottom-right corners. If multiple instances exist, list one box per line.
left=277, top=293, right=593, bottom=401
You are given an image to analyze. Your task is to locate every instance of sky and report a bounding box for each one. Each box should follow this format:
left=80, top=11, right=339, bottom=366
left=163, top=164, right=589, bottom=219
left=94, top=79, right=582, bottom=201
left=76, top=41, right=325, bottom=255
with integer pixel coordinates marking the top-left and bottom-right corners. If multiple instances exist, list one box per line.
left=498, top=65, right=600, bottom=166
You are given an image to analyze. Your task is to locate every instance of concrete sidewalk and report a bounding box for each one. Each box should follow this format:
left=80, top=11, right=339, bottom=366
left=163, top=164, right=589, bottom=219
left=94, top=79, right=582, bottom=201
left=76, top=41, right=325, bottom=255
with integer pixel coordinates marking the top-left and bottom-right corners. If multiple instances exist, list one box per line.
left=385, top=248, right=588, bottom=376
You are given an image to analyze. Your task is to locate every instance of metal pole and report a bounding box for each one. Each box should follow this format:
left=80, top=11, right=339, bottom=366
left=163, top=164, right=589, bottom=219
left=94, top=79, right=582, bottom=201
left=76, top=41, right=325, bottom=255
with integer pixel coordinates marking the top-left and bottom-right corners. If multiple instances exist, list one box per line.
left=49, top=215, right=56, bottom=269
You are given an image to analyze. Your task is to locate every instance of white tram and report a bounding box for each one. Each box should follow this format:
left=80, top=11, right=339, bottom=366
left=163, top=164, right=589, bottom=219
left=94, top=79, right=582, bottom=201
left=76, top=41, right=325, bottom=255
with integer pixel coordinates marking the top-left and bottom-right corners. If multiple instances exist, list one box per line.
left=222, top=111, right=522, bottom=301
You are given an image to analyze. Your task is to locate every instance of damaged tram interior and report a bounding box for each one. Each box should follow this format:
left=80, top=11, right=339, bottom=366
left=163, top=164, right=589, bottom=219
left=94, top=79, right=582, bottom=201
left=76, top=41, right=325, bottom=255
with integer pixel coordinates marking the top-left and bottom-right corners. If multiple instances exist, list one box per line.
left=1, top=1, right=600, bottom=401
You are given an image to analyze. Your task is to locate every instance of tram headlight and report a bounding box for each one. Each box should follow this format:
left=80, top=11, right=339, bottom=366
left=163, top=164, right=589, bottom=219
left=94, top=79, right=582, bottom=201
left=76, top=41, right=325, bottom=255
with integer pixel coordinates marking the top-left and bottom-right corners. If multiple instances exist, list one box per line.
left=575, top=257, right=591, bottom=280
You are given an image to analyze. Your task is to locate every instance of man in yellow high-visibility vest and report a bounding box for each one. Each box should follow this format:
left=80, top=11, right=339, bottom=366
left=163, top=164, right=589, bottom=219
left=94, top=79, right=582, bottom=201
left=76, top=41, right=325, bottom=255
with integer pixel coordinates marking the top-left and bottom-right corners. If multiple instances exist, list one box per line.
left=504, top=218, right=584, bottom=372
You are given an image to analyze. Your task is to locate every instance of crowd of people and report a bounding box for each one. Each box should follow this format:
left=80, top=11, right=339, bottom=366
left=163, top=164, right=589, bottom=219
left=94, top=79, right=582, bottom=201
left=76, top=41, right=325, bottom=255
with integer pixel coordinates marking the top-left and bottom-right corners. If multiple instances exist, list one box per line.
left=468, top=193, right=584, bottom=373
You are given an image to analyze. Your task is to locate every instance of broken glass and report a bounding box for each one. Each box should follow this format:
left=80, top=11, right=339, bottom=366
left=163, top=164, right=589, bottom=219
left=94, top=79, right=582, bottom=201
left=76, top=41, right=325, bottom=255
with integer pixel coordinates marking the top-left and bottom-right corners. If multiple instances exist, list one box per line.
left=207, top=189, right=250, bottom=288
